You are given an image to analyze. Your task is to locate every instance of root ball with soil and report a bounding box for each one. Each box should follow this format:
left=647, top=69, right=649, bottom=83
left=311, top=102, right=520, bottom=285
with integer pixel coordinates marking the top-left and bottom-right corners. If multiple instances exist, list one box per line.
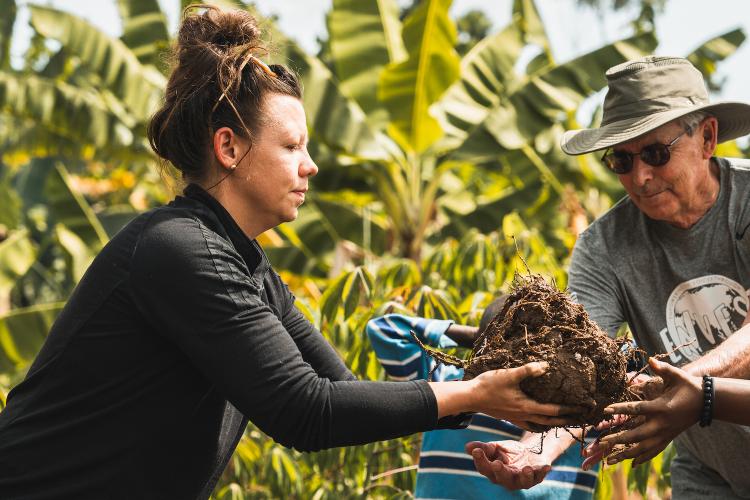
left=417, top=272, right=631, bottom=431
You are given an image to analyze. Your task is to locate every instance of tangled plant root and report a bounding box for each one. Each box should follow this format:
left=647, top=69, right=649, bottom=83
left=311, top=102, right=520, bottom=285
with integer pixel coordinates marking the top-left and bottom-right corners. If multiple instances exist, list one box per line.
left=415, top=272, right=635, bottom=432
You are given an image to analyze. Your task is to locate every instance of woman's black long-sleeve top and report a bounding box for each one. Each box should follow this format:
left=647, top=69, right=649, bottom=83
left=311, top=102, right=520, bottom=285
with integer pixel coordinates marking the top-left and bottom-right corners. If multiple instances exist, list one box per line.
left=0, top=185, right=442, bottom=499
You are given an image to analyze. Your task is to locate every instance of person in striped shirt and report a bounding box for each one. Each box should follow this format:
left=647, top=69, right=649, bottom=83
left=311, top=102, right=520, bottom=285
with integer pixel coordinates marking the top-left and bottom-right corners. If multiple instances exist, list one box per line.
left=366, top=298, right=598, bottom=500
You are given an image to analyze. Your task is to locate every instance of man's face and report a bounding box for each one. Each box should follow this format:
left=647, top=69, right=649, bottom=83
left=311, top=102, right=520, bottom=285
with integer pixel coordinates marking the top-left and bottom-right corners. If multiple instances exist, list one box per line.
left=613, top=118, right=717, bottom=226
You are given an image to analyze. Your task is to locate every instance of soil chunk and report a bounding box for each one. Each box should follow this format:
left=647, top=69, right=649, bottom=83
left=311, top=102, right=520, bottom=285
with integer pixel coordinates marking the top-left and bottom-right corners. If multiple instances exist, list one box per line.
left=420, top=273, right=630, bottom=430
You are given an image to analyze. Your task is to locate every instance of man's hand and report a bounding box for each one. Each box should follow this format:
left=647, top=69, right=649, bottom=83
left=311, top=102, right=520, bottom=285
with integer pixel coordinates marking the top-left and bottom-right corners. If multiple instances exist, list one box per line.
left=583, top=358, right=701, bottom=468
left=581, top=371, right=660, bottom=470
left=465, top=440, right=551, bottom=490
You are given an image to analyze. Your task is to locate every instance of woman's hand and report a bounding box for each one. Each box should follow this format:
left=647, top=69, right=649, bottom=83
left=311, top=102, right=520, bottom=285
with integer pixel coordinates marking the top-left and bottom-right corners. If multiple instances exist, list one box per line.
left=431, top=362, right=584, bottom=428
left=474, top=362, right=585, bottom=427
left=465, top=440, right=551, bottom=490
left=584, top=358, right=702, bottom=467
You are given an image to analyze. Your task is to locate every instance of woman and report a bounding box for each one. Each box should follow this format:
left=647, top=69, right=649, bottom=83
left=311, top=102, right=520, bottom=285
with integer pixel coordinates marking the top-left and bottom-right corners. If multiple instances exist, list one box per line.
left=0, top=6, right=575, bottom=499
left=582, top=357, right=750, bottom=468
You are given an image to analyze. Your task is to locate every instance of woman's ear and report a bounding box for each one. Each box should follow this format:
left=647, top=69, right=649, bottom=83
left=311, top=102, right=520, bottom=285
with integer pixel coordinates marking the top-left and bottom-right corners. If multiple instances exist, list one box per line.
left=213, top=127, right=240, bottom=171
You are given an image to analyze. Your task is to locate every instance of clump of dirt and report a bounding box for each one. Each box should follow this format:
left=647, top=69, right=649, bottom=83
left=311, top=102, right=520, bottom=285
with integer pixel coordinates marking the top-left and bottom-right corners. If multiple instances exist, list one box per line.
left=419, top=272, right=631, bottom=431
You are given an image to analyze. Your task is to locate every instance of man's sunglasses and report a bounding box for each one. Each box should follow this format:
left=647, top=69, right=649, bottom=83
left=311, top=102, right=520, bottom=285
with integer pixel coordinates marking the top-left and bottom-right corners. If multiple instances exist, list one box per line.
left=601, top=128, right=690, bottom=174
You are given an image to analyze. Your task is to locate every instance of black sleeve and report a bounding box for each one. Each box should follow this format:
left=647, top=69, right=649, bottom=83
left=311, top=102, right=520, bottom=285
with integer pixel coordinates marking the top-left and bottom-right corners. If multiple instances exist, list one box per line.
left=271, top=272, right=356, bottom=382
left=129, top=213, right=437, bottom=451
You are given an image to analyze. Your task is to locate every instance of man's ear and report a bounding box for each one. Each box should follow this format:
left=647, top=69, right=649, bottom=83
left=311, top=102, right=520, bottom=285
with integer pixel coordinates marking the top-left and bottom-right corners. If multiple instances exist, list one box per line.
left=701, top=116, right=718, bottom=159
left=212, top=127, right=241, bottom=171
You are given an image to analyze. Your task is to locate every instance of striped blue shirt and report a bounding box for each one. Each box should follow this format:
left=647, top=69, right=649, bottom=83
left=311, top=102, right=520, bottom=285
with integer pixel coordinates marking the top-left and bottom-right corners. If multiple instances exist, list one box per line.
left=366, top=314, right=598, bottom=500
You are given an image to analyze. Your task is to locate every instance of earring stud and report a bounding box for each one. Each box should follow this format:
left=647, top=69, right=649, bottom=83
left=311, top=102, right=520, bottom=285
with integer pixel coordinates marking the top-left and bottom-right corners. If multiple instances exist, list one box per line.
left=229, top=164, right=237, bottom=171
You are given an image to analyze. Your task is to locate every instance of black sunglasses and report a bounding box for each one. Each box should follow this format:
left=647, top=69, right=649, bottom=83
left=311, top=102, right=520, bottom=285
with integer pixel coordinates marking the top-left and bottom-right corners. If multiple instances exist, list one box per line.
left=601, top=128, right=690, bottom=174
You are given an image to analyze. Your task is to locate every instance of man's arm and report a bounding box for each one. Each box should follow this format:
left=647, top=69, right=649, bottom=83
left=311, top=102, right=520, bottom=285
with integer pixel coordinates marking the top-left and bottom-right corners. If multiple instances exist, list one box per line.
left=366, top=314, right=461, bottom=381
left=444, top=324, right=479, bottom=348
left=682, top=321, right=750, bottom=378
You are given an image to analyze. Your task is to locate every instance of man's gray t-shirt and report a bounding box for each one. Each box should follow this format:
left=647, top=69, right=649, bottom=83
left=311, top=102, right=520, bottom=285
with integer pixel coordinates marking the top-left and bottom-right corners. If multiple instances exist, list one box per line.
left=569, top=157, right=750, bottom=497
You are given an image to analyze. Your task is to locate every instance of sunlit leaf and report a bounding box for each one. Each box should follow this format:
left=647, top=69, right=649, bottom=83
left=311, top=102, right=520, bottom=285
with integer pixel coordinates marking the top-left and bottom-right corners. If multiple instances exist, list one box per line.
left=687, top=28, right=746, bottom=90
left=55, top=224, right=95, bottom=283
left=328, top=0, right=405, bottom=124
left=378, top=0, right=461, bottom=153
left=0, top=72, right=140, bottom=153
left=0, top=0, right=16, bottom=70
left=45, top=163, right=109, bottom=248
left=432, top=0, right=549, bottom=147
left=451, top=32, right=657, bottom=160
left=29, top=5, right=165, bottom=122
left=0, top=303, right=63, bottom=373
left=117, top=0, right=170, bottom=69
left=0, top=229, right=36, bottom=298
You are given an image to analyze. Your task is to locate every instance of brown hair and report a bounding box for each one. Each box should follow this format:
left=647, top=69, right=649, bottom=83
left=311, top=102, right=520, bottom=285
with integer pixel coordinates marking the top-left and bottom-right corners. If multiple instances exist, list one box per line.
left=148, top=4, right=302, bottom=181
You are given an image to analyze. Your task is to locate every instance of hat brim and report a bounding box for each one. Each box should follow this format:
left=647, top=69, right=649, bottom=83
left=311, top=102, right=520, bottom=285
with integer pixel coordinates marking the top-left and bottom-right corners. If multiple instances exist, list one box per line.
left=561, top=101, right=750, bottom=155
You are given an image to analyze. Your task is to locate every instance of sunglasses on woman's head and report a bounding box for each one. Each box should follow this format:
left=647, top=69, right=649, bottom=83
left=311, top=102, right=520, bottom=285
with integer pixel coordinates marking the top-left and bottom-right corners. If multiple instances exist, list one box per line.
left=600, top=127, right=690, bottom=174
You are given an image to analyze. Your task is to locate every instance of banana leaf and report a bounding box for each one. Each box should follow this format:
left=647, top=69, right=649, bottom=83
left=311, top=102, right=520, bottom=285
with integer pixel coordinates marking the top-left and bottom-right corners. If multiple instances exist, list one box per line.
left=0, top=72, right=140, bottom=153
left=45, top=163, right=109, bottom=249
left=378, top=0, right=461, bottom=153
left=0, top=303, right=63, bottom=373
left=328, top=0, right=405, bottom=125
left=29, top=5, right=165, bottom=122
left=117, top=0, right=171, bottom=69
left=0, top=0, right=16, bottom=69
left=432, top=0, right=549, bottom=148
left=0, top=229, right=36, bottom=299
left=450, top=32, right=657, bottom=162
left=687, top=28, right=746, bottom=91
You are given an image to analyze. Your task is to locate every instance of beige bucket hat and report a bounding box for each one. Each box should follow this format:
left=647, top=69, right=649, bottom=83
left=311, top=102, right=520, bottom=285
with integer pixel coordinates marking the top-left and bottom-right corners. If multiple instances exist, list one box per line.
left=561, top=56, right=750, bottom=155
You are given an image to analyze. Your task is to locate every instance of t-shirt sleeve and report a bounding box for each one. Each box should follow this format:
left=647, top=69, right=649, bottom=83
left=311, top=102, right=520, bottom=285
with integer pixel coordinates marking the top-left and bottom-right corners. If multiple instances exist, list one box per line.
left=128, top=213, right=437, bottom=451
left=568, top=230, right=626, bottom=337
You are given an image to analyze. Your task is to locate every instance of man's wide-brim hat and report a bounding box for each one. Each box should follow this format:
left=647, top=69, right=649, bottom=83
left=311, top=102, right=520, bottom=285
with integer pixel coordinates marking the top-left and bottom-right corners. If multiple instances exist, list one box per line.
left=561, top=56, right=750, bottom=155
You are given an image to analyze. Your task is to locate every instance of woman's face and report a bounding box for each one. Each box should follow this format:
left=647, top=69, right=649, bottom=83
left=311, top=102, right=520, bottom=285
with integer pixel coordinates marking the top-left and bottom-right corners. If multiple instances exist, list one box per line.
left=233, top=93, right=318, bottom=232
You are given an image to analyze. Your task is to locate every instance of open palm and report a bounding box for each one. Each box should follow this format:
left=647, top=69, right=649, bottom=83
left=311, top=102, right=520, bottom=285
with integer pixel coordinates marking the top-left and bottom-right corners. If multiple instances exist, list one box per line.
left=466, top=440, right=552, bottom=490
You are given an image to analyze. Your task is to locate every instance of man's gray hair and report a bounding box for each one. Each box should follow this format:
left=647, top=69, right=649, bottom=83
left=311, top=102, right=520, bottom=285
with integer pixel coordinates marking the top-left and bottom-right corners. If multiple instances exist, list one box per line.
left=676, top=110, right=712, bottom=135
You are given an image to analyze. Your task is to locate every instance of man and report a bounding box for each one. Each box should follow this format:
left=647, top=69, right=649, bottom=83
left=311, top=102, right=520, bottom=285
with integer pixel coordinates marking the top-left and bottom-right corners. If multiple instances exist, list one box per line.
left=492, top=55, right=750, bottom=498
left=366, top=297, right=599, bottom=500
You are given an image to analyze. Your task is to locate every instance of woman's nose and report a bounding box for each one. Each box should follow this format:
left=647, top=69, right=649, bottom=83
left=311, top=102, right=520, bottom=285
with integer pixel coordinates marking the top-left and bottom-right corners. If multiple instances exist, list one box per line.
left=301, top=150, right=318, bottom=177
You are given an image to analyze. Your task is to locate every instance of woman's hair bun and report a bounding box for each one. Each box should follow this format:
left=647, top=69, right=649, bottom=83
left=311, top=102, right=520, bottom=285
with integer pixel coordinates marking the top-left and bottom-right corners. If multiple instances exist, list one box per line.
left=178, top=4, right=262, bottom=52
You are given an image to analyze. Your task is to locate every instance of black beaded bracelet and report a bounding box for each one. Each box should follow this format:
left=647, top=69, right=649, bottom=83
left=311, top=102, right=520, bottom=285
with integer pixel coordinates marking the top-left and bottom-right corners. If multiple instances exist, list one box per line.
left=699, top=375, right=714, bottom=427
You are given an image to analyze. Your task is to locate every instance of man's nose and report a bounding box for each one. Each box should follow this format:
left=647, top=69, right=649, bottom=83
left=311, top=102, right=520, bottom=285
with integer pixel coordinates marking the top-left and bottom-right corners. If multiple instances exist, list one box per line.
left=628, top=156, right=653, bottom=186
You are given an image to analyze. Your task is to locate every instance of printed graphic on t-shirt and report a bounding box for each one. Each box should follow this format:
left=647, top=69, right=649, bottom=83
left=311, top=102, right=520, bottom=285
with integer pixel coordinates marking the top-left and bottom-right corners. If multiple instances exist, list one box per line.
left=659, top=275, right=749, bottom=363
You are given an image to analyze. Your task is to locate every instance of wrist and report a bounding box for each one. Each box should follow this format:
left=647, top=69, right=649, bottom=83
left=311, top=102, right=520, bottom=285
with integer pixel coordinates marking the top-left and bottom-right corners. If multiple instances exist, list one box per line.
left=467, top=375, right=486, bottom=414
left=522, top=429, right=576, bottom=463
left=430, top=378, right=482, bottom=418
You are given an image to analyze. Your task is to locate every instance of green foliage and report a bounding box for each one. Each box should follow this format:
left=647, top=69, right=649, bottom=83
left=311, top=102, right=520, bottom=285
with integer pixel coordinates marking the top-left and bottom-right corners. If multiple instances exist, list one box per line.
left=0, top=0, right=16, bottom=70
left=378, top=0, right=461, bottom=153
left=29, top=5, right=165, bottom=122
left=688, top=28, right=746, bottom=92
left=117, top=0, right=171, bottom=69
left=0, top=303, right=64, bottom=373
left=328, top=0, right=405, bottom=126
left=455, top=9, right=492, bottom=55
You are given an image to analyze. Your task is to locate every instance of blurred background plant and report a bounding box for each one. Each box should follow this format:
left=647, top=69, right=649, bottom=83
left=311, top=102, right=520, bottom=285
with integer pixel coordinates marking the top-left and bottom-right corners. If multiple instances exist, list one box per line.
left=0, top=0, right=745, bottom=498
